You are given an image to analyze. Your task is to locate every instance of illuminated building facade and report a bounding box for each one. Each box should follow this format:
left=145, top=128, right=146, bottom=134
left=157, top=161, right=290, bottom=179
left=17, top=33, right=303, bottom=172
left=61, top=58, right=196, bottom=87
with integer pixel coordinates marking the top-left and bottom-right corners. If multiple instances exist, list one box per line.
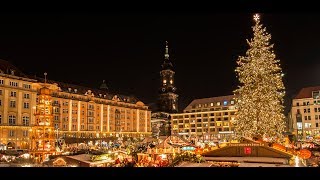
left=0, top=59, right=151, bottom=150
left=290, top=86, right=320, bottom=140
left=171, top=95, right=237, bottom=141
left=0, top=60, right=37, bottom=150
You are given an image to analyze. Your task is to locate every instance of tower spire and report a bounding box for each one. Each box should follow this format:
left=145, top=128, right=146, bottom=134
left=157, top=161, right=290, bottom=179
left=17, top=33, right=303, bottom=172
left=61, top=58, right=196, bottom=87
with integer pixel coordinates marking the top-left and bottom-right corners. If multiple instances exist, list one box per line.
left=165, top=41, right=169, bottom=60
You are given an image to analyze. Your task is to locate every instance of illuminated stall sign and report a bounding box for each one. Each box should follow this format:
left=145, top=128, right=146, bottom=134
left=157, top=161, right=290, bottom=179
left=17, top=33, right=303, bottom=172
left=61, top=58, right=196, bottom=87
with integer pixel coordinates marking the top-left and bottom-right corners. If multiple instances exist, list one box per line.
left=181, top=146, right=196, bottom=151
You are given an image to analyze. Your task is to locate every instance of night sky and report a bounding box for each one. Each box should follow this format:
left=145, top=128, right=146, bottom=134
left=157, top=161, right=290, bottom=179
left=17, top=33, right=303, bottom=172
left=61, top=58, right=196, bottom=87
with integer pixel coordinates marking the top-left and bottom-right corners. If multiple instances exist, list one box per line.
left=0, top=13, right=319, bottom=112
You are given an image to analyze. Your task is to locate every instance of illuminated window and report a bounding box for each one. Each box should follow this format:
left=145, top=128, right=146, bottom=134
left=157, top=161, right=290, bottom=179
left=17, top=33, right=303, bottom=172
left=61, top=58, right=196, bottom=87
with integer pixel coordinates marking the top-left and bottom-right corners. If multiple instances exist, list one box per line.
left=305, top=123, right=312, bottom=128
left=0, top=79, right=3, bottom=84
left=210, top=103, right=214, bottom=106
left=223, top=101, right=228, bottom=106
left=170, top=80, right=173, bottom=84
left=217, top=102, right=221, bottom=106
left=163, top=79, right=167, bottom=84
left=230, top=100, right=235, bottom=105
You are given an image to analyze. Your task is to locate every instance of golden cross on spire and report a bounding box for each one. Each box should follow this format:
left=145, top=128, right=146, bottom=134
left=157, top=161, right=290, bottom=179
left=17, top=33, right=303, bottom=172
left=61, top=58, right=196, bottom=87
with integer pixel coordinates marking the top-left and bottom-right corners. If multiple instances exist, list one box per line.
left=253, top=14, right=260, bottom=22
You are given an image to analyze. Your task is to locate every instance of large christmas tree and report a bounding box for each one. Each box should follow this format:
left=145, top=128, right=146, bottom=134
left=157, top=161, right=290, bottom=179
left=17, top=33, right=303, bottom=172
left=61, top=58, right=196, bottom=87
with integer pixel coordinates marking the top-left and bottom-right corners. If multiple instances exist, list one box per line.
left=234, top=14, right=286, bottom=140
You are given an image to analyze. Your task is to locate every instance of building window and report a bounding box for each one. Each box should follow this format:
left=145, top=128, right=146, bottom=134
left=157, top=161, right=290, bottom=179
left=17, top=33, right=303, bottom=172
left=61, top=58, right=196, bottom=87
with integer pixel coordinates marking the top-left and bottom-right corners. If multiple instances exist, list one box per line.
left=0, top=114, right=1, bottom=124
left=316, top=115, right=318, bottom=120
left=81, top=125, right=84, bottom=130
left=22, top=116, right=29, bottom=126
left=54, top=108, right=59, bottom=113
left=89, top=126, right=93, bottom=130
left=10, top=91, right=17, bottom=97
left=63, top=124, right=67, bottom=129
left=317, top=123, right=319, bottom=128
left=72, top=125, right=76, bottom=130
left=88, top=111, right=94, bottom=116
left=24, top=93, right=30, bottom=99
left=54, top=116, right=59, bottom=121
left=23, top=130, right=28, bottom=137
left=9, top=130, right=15, bottom=137
left=223, top=101, right=228, bottom=106
left=10, top=100, right=16, bottom=108
left=23, top=84, right=31, bottom=89
left=231, top=100, right=235, bottom=105
left=0, top=79, right=3, bottom=84
left=304, top=116, right=307, bottom=120
left=297, top=122, right=302, bottom=129
left=88, top=117, right=94, bottom=123
left=23, top=102, right=29, bottom=109
left=0, top=90, right=2, bottom=95
left=308, top=116, right=311, bottom=120
left=305, top=123, right=312, bottom=128
left=54, top=124, right=59, bottom=129
left=9, top=81, right=18, bottom=87
left=8, top=115, right=16, bottom=125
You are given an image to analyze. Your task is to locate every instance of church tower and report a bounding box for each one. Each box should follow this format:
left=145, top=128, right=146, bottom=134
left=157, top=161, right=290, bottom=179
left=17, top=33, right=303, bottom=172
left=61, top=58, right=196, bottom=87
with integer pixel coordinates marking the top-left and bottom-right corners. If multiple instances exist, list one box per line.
left=158, top=41, right=178, bottom=113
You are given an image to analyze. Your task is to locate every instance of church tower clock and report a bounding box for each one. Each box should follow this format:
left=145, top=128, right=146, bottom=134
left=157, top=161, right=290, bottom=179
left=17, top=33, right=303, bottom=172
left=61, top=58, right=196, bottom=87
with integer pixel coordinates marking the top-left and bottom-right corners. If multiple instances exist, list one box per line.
left=158, top=41, right=178, bottom=113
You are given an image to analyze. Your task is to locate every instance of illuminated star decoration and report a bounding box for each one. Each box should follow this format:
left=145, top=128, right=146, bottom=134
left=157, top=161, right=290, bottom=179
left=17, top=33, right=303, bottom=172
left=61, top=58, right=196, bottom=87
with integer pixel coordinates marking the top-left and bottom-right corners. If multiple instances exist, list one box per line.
left=253, top=14, right=260, bottom=22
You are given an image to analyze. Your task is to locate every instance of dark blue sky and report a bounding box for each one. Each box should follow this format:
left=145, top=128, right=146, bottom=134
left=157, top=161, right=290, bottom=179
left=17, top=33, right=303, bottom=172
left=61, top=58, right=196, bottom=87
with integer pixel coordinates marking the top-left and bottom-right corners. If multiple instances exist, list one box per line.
left=0, top=13, right=319, bottom=112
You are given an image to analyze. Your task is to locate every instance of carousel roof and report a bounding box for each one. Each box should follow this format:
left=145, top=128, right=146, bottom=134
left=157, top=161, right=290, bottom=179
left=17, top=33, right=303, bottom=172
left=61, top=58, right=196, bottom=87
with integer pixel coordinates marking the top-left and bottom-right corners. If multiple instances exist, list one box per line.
left=155, top=135, right=191, bottom=149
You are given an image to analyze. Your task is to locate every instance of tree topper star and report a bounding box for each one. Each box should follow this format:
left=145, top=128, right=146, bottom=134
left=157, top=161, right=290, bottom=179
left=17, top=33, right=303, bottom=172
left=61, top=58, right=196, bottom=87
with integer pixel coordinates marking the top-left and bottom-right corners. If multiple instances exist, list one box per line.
left=253, top=14, right=260, bottom=22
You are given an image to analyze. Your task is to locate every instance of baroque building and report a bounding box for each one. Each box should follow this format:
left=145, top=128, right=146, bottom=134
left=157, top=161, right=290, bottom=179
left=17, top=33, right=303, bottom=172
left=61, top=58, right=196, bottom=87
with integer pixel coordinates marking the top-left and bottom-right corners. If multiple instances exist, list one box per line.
left=0, top=59, right=151, bottom=150
left=158, top=41, right=178, bottom=113
left=171, top=95, right=237, bottom=141
left=151, top=41, right=178, bottom=138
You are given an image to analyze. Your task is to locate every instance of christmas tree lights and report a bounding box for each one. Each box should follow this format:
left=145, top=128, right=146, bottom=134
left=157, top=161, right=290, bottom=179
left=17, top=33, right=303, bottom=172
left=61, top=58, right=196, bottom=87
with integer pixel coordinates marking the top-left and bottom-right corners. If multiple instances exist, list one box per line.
left=234, top=14, right=286, bottom=140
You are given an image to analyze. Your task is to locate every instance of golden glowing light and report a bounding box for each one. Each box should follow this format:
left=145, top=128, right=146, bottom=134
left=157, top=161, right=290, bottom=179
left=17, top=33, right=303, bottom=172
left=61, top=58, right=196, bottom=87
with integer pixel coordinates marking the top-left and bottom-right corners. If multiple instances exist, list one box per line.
left=253, top=14, right=260, bottom=22
left=234, top=14, right=285, bottom=139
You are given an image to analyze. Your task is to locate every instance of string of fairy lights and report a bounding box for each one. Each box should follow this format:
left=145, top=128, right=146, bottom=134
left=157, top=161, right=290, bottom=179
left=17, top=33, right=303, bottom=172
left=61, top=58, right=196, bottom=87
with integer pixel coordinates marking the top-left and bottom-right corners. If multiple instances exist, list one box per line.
left=234, top=14, right=286, bottom=140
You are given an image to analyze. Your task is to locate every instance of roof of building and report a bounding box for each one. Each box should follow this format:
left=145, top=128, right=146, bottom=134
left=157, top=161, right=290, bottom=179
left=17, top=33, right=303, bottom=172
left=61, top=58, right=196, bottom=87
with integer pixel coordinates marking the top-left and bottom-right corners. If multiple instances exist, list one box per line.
left=184, top=95, right=236, bottom=111
left=0, top=59, right=143, bottom=105
left=0, top=59, right=28, bottom=78
left=35, top=77, right=142, bottom=105
left=294, top=86, right=320, bottom=99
